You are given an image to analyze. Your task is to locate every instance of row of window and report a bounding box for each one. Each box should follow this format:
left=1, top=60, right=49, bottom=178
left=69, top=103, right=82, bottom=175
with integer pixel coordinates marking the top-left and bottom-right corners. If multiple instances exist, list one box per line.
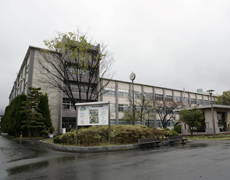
left=110, top=104, right=129, bottom=113
left=63, top=84, right=96, bottom=94
left=70, top=84, right=94, bottom=93
left=110, top=104, right=160, bottom=113
left=68, top=67, right=90, bottom=76
left=62, top=102, right=133, bottom=112
left=105, top=91, right=211, bottom=105
left=63, top=99, right=213, bottom=112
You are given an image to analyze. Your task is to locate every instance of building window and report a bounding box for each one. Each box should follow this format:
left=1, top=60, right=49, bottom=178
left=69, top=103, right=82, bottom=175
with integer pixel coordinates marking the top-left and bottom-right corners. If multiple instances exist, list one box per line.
left=144, top=92, right=153, bottom=99
left=110, top=119, right=116, bottom=125
left=155, top=94, right=163, bottom=100
left=156, top=120, right=163, bottom=127
left=190, top=98, right=196, bottom=104
left=68, top=67, right=89, bottom=76
left=133, top=91, right=141, bottom=99
left=110, top=103, right=116, bottom=113
left=197, top=99, right=202, bottom=105
left=71, top=85, right=79, bottom=92
left=166, top=120, right=174, bottom=127
left=104, top=87, right=115, bottom=97
left=70, top=84, right=94, bottom=93
left=165, top=95, right=173, bottom=101
left=183, top=97, right=189, bottom=104
left=118, top=89, right=129, bottom=98
left=204, top=100, right=209, bottom=105
left=62, top=100, right=75, bottom=110
left=174, top=96, right=181, bottom=102
left=118, top=104, right=129, bottom=112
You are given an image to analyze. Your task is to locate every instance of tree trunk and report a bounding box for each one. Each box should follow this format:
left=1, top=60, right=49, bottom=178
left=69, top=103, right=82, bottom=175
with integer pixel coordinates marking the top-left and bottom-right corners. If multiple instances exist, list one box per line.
left=163, top=121, right=167, bottom=128
left=189, top=126, right=193, bottom=136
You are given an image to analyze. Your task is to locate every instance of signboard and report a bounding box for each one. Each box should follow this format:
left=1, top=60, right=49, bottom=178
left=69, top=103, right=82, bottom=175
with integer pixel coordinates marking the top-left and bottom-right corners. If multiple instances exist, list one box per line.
left=77, top=104, right=109, bottom=126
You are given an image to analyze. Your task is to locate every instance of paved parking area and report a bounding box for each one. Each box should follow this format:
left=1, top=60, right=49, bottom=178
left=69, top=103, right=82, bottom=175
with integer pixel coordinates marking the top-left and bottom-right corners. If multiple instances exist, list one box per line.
left=1, top=136, right=230, bottom=180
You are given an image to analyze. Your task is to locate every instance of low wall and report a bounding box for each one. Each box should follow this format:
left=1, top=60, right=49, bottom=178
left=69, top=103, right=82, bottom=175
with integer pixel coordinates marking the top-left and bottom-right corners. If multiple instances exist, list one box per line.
left=39, top=140, right=171, bottom=153
left=39, top=140, right=140, bottom=152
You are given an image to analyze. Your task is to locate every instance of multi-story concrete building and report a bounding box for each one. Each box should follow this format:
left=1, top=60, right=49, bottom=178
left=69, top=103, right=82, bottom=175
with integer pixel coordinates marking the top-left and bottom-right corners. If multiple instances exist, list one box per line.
left=10, top=45, right=224, bottom=135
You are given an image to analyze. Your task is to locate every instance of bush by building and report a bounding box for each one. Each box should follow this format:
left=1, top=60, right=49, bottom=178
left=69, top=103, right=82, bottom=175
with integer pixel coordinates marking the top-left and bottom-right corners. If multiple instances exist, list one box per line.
left=174, top=125, right=181, bottom=133
left=53, top=125, right=178, bottom=146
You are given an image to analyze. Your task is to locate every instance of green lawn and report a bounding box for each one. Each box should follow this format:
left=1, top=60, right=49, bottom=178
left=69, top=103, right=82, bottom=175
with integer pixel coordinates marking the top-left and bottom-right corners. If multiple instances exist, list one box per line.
left=43, top=139, right=54, bottom=143
left=187, top=134, right=230, bottom=140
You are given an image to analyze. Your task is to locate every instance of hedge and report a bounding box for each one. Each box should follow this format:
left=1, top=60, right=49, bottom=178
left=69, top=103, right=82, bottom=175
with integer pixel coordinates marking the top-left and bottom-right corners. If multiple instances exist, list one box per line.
left=53, top=125, right=178, bottom=146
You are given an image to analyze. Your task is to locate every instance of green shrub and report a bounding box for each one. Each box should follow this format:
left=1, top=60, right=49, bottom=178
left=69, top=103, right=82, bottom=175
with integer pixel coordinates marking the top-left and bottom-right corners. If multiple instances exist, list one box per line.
left=40, top=130, right=49, bottom=137
left=53, top=131, right=77, bottom=145
left=53, top=135, right=61, bottom=143
left=49, top=126, right=55, bottom=134
left=167, top=130, right=179, bottom=136
left=60, top=134, right=69, bottom=145
left=69, top=129, right=75, bottom=132
left=76, top=125, right=169, bottom=146
left=66, top=132, right=76, bottom=144
left=174, top=125, right=181, bottom=133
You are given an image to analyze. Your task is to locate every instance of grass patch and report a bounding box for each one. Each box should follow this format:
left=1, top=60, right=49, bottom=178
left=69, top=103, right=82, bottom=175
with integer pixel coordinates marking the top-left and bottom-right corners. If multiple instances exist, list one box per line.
left=43, top=139, right=54, bottom=143
left=187, top=134, right=230, bottom=140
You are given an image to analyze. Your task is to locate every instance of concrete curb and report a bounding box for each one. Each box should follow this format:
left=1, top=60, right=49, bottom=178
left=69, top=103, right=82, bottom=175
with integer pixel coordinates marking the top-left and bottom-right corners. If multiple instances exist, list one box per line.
left=39, top=140, right=140, bottom=152
left=39, top=140, right=172, bottom=153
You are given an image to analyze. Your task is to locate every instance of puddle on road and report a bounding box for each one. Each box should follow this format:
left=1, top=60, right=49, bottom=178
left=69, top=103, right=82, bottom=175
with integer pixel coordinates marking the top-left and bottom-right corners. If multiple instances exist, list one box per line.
left=183, top=143, right=209, bottom=149
left=7, top=155, right=78, bottom=176
left=7, top=161, right=49, bottom=175
left=7, top=140, right=49, bottom=163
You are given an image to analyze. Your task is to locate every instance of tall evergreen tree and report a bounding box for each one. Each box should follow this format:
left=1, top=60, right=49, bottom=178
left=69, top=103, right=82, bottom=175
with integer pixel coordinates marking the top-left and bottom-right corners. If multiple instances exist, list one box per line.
left=20, top=87, right=46, bottom=137
left=38, top=93, right=52, bottom=127
left=1, top=94, right=27, bottom=136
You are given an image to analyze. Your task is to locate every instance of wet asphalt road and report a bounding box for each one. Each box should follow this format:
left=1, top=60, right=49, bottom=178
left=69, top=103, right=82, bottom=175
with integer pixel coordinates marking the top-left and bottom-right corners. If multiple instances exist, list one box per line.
left=1, top=136, right=230, bottom=180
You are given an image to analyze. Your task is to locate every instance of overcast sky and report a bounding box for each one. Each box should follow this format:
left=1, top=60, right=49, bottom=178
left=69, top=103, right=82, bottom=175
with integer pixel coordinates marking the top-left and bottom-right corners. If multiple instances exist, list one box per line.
left=1, top=0, right=230, bottom=115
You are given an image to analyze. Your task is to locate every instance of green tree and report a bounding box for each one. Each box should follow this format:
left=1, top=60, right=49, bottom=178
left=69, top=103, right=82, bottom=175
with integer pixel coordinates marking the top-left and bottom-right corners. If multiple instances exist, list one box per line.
left=37, top=30, right=114, bottom=106
left=38, top=93, right=52, bottom=128
left=20, top=87, right=46, bottom=137
left=1, top=94, right=27, bottom=136
left=179, top=107, right=204, bottom=136
left=217, top=91, right=230, bottom=105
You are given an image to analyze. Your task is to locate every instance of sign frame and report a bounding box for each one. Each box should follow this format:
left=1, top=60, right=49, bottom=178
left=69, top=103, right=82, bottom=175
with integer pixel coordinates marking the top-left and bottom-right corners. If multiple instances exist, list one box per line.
left=75, top=101, right=111, bottom=144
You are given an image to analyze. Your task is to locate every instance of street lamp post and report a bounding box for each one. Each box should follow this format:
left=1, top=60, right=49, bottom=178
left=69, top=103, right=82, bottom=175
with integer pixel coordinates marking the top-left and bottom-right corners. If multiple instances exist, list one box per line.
left=130, top=72, right=136, bottom=125
left=207, top=89, right=216, bottom=136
